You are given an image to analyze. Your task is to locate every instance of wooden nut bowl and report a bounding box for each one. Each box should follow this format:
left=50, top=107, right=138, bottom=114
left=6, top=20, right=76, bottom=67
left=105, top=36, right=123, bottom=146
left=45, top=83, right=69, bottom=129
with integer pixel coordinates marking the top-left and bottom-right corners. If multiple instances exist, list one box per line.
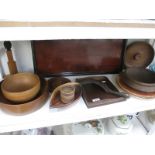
left=1, top=72, right=40, bottom=102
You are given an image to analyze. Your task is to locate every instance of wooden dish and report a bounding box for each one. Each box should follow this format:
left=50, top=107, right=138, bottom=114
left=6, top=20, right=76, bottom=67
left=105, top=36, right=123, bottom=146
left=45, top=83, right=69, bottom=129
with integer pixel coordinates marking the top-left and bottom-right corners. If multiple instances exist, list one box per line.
left=120, top=68, right=155, bottom=93
left=0, top=78, right=48, bottom=115
left=1, top=72, right=40, bottom=102
left=50, top=82, right=82, bottom=108
left=117, top=76, right=155, bottom=99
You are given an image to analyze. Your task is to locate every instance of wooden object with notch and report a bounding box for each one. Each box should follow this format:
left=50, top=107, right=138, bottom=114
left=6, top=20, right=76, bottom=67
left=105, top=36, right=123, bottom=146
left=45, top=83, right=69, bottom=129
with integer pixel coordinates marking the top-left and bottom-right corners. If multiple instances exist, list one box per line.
left=76, top=76, right=127, bottom=108
left=4, top=41, right=18, bottom=74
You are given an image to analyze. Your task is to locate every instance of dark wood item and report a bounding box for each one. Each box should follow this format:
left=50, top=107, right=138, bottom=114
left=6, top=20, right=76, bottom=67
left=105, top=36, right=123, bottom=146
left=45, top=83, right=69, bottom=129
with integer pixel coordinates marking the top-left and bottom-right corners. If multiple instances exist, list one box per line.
left=117, top=76, right=155, bottom=99
left=4, top=41, right=18, bottom=74
left=48, top=77, right=71, bottom=93
left=0, top=78, right=48, bottom=115
left=1, top=72, right=40, bottom=102
left=32, top=39, right=125, bottom=76
left=76, top=76, right=128, bottom=108
left=120, top=41, right=155, bottom=94
left=50, top=82, right=82, bottom=108
left=124, top=41, right=154, bottom=68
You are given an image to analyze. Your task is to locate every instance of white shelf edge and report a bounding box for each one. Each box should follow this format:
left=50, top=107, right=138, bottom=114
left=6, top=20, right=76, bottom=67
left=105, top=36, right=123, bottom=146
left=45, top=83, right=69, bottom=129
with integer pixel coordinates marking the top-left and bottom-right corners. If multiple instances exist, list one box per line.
left=0, top=26, right=155, bottom=41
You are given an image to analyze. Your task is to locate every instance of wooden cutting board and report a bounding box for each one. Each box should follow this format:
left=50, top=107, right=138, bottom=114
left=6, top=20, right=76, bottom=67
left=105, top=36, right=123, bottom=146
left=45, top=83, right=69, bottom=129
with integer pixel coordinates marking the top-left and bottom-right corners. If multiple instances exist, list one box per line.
left=76, top=76, right=127, bottom=108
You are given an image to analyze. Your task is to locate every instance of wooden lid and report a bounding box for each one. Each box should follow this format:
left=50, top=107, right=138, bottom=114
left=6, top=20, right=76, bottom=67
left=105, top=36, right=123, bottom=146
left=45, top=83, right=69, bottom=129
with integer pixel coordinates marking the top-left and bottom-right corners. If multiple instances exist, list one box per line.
left=124, top=42, right=154, bottom=68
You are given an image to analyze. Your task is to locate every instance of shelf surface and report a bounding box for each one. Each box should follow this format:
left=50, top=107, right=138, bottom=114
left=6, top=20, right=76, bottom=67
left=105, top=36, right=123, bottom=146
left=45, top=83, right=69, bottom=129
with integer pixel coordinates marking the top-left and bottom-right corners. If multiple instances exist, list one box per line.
left=1, top=74, right=155, bottom=133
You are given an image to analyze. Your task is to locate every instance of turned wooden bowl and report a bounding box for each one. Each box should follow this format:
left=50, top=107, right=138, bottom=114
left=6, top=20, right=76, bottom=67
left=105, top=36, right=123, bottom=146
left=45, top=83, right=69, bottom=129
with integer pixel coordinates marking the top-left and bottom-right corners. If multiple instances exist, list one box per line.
left=1, top=72, right=40, bottom=102
left=0, top=78, right=48, bottom=115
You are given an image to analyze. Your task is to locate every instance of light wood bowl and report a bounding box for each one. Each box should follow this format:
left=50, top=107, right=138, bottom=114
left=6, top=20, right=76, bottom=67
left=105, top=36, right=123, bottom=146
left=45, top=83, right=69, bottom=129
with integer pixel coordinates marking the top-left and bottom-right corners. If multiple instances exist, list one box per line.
left=0, top=78, right=48, bottom=115
left=1, top=72, right=40, bottom=102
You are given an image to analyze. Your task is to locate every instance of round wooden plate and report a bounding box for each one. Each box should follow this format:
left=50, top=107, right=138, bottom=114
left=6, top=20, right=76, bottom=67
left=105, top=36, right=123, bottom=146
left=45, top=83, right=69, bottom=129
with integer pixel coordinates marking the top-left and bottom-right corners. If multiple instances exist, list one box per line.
left=116, top=76, right=155, bottom=99
left=50, top=82, right=82, bottom=108
left=0, top=78, right=49, bottom=115
left=120, top=69, right=155, bottom=92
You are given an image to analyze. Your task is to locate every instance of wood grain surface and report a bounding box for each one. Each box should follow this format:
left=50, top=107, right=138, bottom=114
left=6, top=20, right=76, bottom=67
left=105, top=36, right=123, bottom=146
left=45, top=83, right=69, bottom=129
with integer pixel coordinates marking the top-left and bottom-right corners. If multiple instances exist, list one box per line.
left=0, top=21, right=155, bottom=28
left=33, top=39, right=125, bottom=76
left=117, top=76, right=155, bottom=99
left=0, top=78, right=48, bottom=115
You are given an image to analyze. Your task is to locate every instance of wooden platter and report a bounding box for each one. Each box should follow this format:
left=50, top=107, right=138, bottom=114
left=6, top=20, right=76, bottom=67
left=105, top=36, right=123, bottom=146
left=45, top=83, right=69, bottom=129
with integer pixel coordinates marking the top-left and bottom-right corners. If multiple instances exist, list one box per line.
left=117, top=76, right=155, bottom=99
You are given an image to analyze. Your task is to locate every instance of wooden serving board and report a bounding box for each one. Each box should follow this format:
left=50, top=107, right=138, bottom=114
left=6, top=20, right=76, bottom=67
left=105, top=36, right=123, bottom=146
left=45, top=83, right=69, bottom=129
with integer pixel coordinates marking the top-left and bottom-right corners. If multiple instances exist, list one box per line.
left=76, top=76, right=127, bottom=108
left=117, top=76, right=155, bottom=99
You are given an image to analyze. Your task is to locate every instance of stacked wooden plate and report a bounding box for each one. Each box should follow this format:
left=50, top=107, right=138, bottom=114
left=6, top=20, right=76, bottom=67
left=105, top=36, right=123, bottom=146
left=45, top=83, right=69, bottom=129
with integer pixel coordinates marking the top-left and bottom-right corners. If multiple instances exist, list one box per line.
left=118, top=41, right=155, bottom=98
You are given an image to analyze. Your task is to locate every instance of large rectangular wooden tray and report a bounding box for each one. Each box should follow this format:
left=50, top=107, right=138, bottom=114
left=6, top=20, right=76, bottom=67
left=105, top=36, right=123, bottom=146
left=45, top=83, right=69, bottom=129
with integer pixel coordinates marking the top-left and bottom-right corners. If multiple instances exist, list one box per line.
left=32, top=39, right=125, bottom=77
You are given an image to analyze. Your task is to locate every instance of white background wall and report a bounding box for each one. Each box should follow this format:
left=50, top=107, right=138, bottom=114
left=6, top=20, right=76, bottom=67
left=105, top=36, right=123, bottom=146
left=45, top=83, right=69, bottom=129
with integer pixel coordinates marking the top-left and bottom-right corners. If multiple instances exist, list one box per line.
left=0, top=41, right=34, bottom=80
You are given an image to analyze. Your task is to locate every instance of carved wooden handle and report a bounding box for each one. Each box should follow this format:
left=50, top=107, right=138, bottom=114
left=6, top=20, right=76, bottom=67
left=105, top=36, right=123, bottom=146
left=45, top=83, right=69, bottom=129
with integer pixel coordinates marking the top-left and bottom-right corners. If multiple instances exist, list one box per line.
left=4, top=41, right=18, bottom=74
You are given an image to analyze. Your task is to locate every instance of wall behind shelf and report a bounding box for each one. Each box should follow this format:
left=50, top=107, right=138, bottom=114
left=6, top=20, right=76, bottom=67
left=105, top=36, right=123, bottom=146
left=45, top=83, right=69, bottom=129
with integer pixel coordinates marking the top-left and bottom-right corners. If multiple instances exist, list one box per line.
left=0, top=41, right=34, bottom=78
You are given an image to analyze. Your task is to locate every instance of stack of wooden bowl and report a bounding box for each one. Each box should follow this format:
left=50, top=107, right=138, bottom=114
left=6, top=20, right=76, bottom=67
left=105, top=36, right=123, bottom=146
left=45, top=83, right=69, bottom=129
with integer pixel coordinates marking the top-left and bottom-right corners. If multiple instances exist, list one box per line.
left=117, top=41, right=155, bottom=98
left=0, top=41, right=49, bottom=115
left=0, top=73, right=49, bottom=115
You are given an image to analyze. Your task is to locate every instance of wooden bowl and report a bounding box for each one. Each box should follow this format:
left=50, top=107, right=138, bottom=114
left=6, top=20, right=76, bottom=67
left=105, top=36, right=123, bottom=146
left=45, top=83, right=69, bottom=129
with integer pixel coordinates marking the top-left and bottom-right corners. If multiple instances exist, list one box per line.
left=1, top=72, right=40, bottom=102
left=0, top=78, right=48, bottom=115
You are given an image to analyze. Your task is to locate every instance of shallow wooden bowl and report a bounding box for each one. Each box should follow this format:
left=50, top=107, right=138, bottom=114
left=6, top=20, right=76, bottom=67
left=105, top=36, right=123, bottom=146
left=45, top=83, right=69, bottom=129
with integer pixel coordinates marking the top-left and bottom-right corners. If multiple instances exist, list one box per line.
left=50, top=82, right=82, bottom=108
left=1, top=72, right=40, bottom=102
